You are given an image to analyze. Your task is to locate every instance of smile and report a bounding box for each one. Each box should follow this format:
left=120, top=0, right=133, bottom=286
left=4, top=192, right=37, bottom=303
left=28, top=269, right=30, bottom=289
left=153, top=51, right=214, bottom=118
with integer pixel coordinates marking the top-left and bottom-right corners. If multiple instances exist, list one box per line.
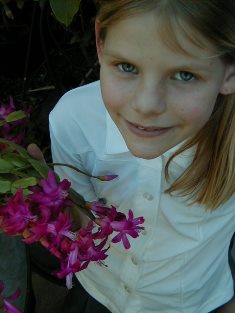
left=125, top=120, right=173, bottom=138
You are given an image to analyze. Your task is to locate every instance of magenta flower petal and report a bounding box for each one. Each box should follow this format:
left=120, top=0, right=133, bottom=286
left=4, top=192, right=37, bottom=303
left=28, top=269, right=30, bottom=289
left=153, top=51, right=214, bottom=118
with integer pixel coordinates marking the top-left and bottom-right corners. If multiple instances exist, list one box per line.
left=3, top=300, right=22, bottom=313
left=65, top=273, right=73, bottom=290
left=28, top=170, right=71, bottom=211
left=110, top=210, right=145, bottom=249
left=112, top=233, right=131, bottom=249
left=77, top=236, right=109, bottom=262
left=23, top=223, right=48, bottom=244
left=5, top=288, right=21, bottom=301
left=46, top=212, right=75, bottom=247
left=0, top=97, right=29, bottom=146
left=55, top=243, right=89, bottom=289
left=0, top=189, right=33, bottom=235
left=0, top=96, right=15, bottom=119
left=0, top=280, right=22, bottom=313
left=0, top=280, right=4, bottom=294
left=41, top=170, right=58, bottom=191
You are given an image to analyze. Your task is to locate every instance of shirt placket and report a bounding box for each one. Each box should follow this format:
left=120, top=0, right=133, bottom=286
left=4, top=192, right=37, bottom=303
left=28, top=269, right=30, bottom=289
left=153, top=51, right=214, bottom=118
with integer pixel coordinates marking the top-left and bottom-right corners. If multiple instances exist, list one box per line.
left=114, top=157, right=163, bottom=312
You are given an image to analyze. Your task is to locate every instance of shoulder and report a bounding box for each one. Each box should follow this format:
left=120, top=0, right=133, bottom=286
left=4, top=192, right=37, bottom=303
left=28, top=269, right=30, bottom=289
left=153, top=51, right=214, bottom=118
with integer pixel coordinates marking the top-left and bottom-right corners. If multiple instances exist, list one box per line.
left=49, top=81, right=106, bottom=153
left=50, top=80, right=104, bottom=122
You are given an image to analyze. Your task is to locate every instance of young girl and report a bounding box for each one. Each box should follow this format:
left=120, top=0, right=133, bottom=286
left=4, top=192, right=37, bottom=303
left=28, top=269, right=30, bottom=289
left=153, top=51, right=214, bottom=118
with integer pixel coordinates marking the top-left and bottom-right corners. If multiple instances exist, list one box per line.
left=48, top=1, right=235, bottom=312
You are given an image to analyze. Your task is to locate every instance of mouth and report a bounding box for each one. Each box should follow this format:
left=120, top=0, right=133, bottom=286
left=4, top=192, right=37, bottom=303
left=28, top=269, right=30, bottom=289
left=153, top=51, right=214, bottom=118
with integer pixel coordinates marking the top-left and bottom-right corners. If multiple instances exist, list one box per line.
left=125, top=120, right=173, bottom=137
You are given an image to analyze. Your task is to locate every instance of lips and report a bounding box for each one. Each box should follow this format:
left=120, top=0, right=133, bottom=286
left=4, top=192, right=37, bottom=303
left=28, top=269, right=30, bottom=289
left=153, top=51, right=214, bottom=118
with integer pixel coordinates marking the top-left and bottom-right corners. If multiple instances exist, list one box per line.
left=128, top=121, right=170, bottom=131
left=125, top=120, right=172, bottom=138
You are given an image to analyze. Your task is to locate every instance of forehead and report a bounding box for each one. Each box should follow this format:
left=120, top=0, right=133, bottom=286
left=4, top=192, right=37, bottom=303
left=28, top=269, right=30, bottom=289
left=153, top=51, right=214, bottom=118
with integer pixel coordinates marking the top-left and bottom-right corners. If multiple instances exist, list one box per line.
left=157, top=13, right=217, bottom=59
left=103, top=10, right=218, bottom=61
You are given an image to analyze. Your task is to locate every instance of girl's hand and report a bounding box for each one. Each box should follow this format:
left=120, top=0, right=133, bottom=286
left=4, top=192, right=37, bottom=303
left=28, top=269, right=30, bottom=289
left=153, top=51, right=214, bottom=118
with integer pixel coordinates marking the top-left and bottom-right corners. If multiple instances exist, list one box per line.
left=216, top=297, right=235, bottom=313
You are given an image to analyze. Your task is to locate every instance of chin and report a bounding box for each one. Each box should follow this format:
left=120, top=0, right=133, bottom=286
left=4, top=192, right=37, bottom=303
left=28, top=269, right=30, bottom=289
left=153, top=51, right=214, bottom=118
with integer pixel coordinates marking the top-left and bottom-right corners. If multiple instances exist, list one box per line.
left=129, top=148, right=161, bottom=160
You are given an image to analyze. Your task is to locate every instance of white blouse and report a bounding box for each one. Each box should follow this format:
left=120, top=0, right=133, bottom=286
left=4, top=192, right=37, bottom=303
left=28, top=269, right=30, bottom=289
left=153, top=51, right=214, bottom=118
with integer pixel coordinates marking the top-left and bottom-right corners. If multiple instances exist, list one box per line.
left=49, top=81, right=235, bottom=313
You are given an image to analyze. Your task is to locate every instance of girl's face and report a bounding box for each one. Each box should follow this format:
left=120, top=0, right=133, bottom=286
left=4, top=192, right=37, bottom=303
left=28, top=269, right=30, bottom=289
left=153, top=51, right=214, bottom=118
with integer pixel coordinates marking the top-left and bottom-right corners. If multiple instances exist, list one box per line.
left=96, top=11, right=235, bottom=159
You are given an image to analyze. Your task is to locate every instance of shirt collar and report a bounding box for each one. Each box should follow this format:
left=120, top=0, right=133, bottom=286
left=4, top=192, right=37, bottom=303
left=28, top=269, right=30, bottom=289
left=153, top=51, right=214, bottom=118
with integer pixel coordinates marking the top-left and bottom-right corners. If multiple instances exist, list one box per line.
left=105, top=110, right=129, bottom=154
left=163, top=141, right=195, bottom=169
left=105, top=109, right=195, bottom=169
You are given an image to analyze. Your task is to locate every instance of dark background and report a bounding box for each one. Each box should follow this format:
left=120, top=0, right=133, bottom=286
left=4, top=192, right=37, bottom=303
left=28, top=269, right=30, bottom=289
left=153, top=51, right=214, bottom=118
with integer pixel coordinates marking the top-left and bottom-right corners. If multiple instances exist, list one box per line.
left=0, top=2, right=99, bottom=311
left=0, top=0, right=99, bottom=159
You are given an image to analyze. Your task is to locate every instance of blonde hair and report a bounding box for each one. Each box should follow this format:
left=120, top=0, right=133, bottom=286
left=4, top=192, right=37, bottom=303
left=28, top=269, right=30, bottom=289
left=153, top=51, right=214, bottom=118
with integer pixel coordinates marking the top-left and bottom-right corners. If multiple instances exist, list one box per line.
left=95, top=0, right=235, bottom=210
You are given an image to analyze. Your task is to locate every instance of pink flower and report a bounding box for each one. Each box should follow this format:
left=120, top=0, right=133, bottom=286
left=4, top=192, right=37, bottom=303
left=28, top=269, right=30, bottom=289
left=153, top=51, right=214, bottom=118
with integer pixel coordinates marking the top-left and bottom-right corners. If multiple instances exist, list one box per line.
left=23, top=205, right=52, bottom=244
left=0, top=97, right=15, bottom=119
left=56, top=223, right=109, bottom=289
left=90, top=202, right=116, bottom=217
left=0, top=189, right=35, bottom=235
left=24, top=210, right=75, bottom=259
left=0, top=159, right=145, bottom=290
left=92, top=206, right=119, bottom=239
left=29, top=170, right=71, bottom=211
left=3, top=132, right=25, bottom=145
left=89, top=202, right=145, bottom=249
left=111, top=210, right=145, bottom=249
left=0, top=280, right=21, bottom=313
left=45, top=211, right=76, bottom=247
left=0, top=97, right=29, bottom=147
left=77, top=225, right=109, bottom=262
left=55, top=242, right=89, bottom=289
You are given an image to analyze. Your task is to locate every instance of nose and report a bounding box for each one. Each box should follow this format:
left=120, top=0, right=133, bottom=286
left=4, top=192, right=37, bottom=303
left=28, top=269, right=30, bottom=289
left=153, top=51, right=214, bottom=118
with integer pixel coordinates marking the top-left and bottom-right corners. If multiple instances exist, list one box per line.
left=131, top=79, right=166, bottom=115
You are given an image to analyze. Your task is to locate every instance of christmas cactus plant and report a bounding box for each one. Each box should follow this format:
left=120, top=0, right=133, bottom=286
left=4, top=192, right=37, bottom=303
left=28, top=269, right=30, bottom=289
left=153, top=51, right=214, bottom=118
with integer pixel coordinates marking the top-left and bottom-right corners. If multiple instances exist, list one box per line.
left=0, top=98, right=145, bottom=312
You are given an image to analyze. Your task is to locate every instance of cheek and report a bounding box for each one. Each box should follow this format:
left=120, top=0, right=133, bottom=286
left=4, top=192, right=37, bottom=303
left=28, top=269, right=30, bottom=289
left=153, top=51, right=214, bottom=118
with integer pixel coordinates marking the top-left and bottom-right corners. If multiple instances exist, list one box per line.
left=100, top=71, right=126, bottom=113
left=174, top=91, right=217, bottom=125
left=182, top=107, right=212, bottom=123
left=101, top=85, right=122, bottom=114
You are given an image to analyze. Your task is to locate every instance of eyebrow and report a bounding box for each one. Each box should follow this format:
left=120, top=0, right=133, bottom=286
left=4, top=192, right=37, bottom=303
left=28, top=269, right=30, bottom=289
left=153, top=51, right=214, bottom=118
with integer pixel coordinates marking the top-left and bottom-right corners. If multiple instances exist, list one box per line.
left=103, top=50, right=132, bottom=61
left=103, top=50, right=213, bottom=73
left=170, top=64, right=212, bottom=74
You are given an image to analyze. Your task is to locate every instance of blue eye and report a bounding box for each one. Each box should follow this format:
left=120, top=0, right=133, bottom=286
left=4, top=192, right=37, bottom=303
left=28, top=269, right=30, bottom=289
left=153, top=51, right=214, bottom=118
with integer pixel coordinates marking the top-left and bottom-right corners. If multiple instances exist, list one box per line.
left=174, top=71, right=195, bottom=82
left=118, top=63, right=138, bottom=74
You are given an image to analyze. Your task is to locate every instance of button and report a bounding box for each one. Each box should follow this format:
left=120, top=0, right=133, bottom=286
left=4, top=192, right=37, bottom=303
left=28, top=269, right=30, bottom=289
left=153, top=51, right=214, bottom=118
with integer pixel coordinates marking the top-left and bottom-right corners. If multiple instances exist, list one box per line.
left=143, top=192, right=153, bottom=201
left=124, top=284, right=131, bottom=293
left=131, top=256, right=138, bottom=265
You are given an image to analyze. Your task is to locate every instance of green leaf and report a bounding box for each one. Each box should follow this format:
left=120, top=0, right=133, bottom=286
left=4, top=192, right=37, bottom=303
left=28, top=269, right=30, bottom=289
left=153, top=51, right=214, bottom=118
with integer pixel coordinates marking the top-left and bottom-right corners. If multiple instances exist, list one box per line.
left=69, top=188, right=85, bottom=208
left=0, top=180, right=11, bottom=193
left=11, top=177, right=37, bottom=189
left=70, top=206, right=82, bottom=228
left=5, top=110, right=27, bottom=123
left=0, top=0, right=11, bottom=4
left=2, top=153, right=28, bottom=168
left=35, top=0, right=46, bottom=9
left=0, top=158, right=14, bottom=173
left=0, top=1, right=14, bottom=19
left=49, top=0, right=81, bottom=27
left=15, top=0, right=25, bottom=9
left=27, top=158, right=50, bottom=178
left=0, top=138, right=29, bottom=157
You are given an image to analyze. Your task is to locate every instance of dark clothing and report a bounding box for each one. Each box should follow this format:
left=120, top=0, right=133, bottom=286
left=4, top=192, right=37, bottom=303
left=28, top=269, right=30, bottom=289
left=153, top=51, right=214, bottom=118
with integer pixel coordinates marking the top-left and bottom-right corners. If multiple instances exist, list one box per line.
left=62, top=278, right=111, bottom=313
left=0, top=234, right=28, bottom=312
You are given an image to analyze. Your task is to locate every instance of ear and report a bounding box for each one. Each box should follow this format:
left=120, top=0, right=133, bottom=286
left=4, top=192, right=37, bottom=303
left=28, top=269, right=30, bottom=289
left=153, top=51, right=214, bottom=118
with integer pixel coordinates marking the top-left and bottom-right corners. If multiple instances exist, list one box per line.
left=95, top=20, right=104, bottom=64
left=220, top=65, right=235, bottom=95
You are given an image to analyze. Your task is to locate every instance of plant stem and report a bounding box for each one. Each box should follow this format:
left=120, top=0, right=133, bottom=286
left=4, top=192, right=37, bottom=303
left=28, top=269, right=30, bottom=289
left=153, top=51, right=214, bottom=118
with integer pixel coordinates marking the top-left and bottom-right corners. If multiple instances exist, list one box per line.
left=50, top=162, right=100, bottom=180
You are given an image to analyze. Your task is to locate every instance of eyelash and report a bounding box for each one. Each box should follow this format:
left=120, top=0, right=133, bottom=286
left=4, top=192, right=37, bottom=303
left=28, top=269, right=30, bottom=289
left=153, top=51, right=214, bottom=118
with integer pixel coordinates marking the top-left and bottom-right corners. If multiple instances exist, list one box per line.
left=116, top=63, right=138, bottom=74
left=172, top=71, right=196, bottom=82
left=114, top=63, right=198, bottom=82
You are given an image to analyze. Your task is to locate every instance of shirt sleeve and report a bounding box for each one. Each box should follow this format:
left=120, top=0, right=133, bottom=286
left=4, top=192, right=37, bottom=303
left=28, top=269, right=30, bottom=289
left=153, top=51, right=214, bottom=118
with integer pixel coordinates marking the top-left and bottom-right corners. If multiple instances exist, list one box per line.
left=49, top=121, right=98, bottom=203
